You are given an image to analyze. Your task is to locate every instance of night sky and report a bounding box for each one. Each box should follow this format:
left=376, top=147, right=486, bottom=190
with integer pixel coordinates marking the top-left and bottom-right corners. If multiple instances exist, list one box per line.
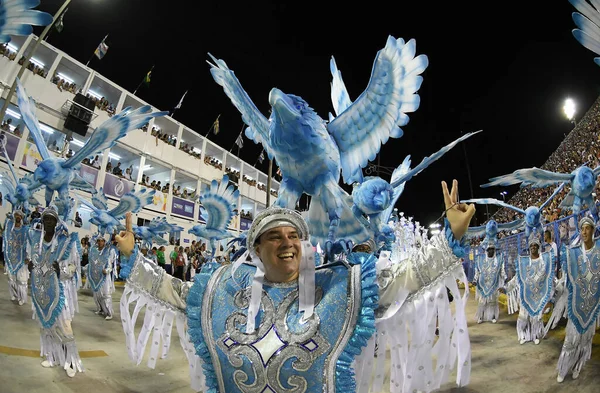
left=34, top=0, right=600, bottom=228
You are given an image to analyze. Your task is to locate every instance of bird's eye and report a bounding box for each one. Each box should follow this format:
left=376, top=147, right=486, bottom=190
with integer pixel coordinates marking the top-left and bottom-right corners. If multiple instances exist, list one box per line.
left=296, top=105, right=302, bottom=110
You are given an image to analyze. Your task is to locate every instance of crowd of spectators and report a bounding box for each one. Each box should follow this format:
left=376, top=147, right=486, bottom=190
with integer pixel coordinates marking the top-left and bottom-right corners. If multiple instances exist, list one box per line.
left=0, top=44, right=17, bottom=61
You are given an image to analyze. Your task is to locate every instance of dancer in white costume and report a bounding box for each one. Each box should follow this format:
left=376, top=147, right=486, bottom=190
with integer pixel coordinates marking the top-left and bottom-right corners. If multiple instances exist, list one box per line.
left=4, top=210, right=29, bottom=305
left=85, top=235, right=118, bottom=320
left=26, top=206, right=83, bottom=377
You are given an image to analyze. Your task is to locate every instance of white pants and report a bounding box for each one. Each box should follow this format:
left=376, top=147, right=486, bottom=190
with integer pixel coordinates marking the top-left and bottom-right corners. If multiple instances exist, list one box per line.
left=7, top=264, right=28, bottom=304
left=92, top=276, right=114, bottom=317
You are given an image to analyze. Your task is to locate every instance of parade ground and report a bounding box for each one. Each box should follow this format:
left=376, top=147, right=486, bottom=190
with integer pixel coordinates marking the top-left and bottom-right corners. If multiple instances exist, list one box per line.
left=0, top=276, right=599, bottom=393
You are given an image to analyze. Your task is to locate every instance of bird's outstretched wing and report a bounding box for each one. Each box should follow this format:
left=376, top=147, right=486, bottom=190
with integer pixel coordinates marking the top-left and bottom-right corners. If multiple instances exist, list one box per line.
left=378, top=155, right=411, bottom=225
left=460, top=198, right=527, bottom=215
left=207, top=54, right=273, bottom=159
left=466, top=224, right=487, bottom=238
left=15, top=77, right=50, bottom=160
left=569, top=0, right=600, bottom=66
left=108, top=188, right=155, bottom=219
left=92, top=187, right=108, bottom=210
left=0, top=0, right=53, bottom=43
left=390, top=131, right=482, bottom=188
left=540, top=183, right=567, bottom=211
left=74, top=195, right=99, bottom=214
left=62, top=105, right=167, bottom=169
left=329, top=57, right=353, bottom=117
left=200, top=174, right=239, bottom=231
left=481, top=167, right=574, bottom=188
left=327, top=36, right=428, bottom=184
left=69, top=173, right=97, bottom=194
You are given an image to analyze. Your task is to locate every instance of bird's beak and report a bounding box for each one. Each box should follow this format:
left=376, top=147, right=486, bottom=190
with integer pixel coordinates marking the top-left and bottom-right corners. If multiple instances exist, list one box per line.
left=269, top=88, right=299, bottom=122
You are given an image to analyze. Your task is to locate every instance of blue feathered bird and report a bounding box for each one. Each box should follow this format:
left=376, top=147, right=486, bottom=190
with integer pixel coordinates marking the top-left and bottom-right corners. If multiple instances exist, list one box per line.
left=15, top=77, right=167, bottom=206
left=463, top=183, right=566, bottom=239
left=568, top=0, right=600, bottom=66
left=481, top=164, right=598, bottom=222
left=133, top=217, right=183, bottom=250
left=75, top=187, right=156, bottom=235
left=0, top=0, right=53, bottom=43
left=209, top=36, right=429, bottom=254
left=345, top=131, right=482, bottom=250
left=188, top=174, right=239, bottom=259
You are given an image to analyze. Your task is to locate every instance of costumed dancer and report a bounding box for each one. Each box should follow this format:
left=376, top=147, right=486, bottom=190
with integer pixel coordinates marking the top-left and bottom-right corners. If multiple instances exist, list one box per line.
left=552, top=215, right=600, bottom=382
left=505, top=232, right=555, bottom=345
left=473, top=238, right=505, bottom=324
left=4, top=210, right=29, bottom=305
left=85, top=234, right=118, bottom=320
left=116, top=179, right=476, bottom=393
left=26, top=205, right=83, bottom=377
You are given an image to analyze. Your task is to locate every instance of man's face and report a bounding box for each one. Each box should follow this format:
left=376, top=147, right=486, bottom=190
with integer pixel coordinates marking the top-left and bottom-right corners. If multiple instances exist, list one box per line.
left=97, top=238, right=106, bottom=250
left=42, top=215, right=57, bottom=232
left=529, top=243, right=540, bottom=258
left=486, top=247, right=495, bottom=258
left=255, top=226, right=302, bottom=283
left=581, top=224, right=594, bottom=244
left=14, top=214, right=22, bottom=225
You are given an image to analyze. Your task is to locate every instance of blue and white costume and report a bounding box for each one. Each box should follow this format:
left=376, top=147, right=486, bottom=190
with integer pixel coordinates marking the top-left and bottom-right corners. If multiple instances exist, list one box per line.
left=119, top=208, right=472, bottom=393
left=3, top=211, right=29, bottom=305
left=85, top=235, right=118, bottom=319
left=550, top=216, right=600, bottom=382
left=506, top=234, right=555, bottom=345
left=473, top=240, right=505, bottom=323
left=26, top=207, right=83, bottom=377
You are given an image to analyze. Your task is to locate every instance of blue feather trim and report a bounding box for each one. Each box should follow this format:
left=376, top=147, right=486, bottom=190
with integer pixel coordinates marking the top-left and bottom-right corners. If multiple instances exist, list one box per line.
left=336, top=252, right=378, bottom=392
left=118, top=246, right=139, bottom=280
left=444, top=218, right=468, bottom=258
left=186, top=266, right=219, bottom=393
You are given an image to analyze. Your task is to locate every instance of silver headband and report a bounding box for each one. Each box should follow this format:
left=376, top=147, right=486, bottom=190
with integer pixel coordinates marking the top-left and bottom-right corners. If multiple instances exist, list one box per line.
left=246, top=207, right=309, bottom=250
left=41, top=205, right=59, bottom=221
left=579, top=216, right=595, bottom=231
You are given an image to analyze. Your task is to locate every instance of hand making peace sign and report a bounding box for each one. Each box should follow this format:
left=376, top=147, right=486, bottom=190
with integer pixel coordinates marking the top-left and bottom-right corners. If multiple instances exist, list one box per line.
left=442, top=179, right=476, bottom=240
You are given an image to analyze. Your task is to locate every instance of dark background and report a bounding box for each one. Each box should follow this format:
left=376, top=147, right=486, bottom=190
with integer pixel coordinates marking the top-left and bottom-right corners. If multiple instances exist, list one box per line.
left=35, top=0, right=600, bottom=227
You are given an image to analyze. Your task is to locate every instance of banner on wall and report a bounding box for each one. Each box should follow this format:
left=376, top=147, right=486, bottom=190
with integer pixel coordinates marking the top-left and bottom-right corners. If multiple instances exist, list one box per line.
left=21, top=141, right=43, bottom=171
left=0, top=132, right=20, bottom=161
left=240, top=217, right=251, bottom=231
left=145, top=191, right=168, bottom=212
left=171, top=196, right=195, bottom=219
left=79, top=165, right=99, bottom=188
left=103, top=173, right=134, bottom=198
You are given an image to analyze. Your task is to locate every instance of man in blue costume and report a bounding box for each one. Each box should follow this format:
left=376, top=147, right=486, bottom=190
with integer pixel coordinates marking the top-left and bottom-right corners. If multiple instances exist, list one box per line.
left=116, top=179, right=476, bottom=393
left=26, top=206, right=83, bottom=378
left=85, top=234, right=118, bottom=320
left=4, top=210, right=29, bottom=305
left=473, top=239, right=505, bottom=324
left=554, top=215, right=600, bottom=383
left=506, top=232, right=555, bottom=345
